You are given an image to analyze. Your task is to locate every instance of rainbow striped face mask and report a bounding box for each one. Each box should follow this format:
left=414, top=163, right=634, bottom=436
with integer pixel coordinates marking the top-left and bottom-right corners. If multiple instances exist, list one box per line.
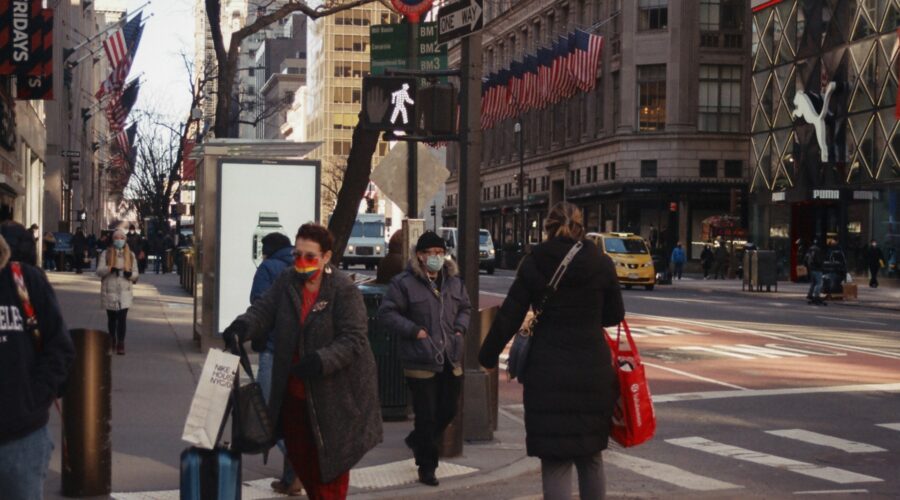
left=294, top=256, right=321, bottom=280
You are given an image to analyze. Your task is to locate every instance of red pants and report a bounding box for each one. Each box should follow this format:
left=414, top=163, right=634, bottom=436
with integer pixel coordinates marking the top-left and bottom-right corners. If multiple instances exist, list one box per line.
left=281, top=394, right=350, bottom=500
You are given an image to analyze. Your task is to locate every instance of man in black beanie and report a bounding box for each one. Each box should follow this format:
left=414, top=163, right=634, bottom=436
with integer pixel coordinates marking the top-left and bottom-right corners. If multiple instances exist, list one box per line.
left=377, top=231, right=472, bottom=486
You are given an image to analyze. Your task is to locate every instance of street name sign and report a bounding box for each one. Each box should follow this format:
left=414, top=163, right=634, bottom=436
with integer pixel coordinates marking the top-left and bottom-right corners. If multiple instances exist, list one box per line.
left=437, top=0, right=483, bottom=45
left=362, top=76, right=417, bottom=132
left=61, top=150, right=80, bottom=158
left=370, top=23, right=447, bottom=76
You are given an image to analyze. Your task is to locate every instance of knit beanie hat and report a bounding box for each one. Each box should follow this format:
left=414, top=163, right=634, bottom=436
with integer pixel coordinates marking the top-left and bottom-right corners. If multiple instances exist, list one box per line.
left=415, top=231, right=446, bottom=252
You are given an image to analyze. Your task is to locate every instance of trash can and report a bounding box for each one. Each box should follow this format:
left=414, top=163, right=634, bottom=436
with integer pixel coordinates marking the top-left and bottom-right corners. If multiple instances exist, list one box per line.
left=745, top=250, right=778, bottom=292
left=358, top=284, right=408, bottom=420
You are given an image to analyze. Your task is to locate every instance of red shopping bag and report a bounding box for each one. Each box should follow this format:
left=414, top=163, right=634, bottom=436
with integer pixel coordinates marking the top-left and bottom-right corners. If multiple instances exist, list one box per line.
left=604, top=320, right=656, bottom=447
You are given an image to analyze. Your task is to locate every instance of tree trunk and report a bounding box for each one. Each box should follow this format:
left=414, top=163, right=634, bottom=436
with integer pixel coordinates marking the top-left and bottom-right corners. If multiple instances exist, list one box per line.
left=328, top=117, right=380, bottom=264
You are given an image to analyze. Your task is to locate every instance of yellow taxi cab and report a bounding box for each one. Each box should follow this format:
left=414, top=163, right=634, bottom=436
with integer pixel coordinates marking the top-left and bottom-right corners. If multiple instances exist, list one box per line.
left=585, top=232, right=656, bottom=290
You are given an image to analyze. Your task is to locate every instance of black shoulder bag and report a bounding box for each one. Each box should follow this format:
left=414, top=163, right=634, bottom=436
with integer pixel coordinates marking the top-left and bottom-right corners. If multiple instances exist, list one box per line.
left=506, top=241, right=583, bottom=384
left=230, top=342, right=276, bottom=454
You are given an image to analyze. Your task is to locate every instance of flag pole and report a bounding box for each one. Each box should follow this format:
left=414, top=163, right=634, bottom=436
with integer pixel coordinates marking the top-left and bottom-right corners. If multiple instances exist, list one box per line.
left=64, top=4, right=152, bottom=61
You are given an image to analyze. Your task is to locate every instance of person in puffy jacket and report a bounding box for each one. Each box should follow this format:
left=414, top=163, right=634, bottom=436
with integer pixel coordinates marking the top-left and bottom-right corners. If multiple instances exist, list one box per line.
left=479, top=202, right=625, bottom=500
left=377, top=231, right=472, bottom=487
left=670, top=242, right=686, bottom=280
left=97, top=228, right=140, bottom=354
left=0, top=221, right=74, bottom=500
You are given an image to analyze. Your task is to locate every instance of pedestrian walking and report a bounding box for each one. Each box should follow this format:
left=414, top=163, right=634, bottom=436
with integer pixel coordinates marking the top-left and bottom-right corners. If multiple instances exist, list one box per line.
left=149, top=231, right=165, bottom=274
left=865, top=240, right=885, bottom=288
left=713, top=237, right=729, bottom=279
left=700, top=244, right=713, bottom=279
left=377, top=231, right=472, bottom=487
left=248, top=232, right=301, bottom=496
left=42, top=232, right=56, bottom=271
left=223, top=223, right=382, bottom=499
left=72, top=228, right=88, bottom=274
left=805, top=239, right=825, bottom=305
left=670, top=242, right=686, bottom=280
left=0, top=221, right=75, bottom=500
left=375, top=231, right=404, bottom=284
left=479, top=202, right=625, bottom=500
left=97, top=229, right=140, bottom=355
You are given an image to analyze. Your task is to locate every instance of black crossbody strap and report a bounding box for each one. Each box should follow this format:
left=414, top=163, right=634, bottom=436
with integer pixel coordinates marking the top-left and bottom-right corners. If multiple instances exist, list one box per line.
left=533, top=241, right=583, bottom=318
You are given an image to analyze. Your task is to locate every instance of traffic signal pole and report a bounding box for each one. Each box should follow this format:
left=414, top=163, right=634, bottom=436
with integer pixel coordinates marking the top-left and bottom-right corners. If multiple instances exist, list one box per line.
left=407, top=24, right=419, bottom=218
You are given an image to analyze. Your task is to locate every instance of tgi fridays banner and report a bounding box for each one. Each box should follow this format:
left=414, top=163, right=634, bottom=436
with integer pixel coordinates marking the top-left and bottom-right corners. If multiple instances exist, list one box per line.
left=0, top=1, right=54, bottom=100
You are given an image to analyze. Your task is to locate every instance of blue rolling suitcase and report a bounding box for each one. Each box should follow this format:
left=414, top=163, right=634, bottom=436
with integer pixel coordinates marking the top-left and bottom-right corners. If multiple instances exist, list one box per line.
left=180, top=447, right=241, bottom=500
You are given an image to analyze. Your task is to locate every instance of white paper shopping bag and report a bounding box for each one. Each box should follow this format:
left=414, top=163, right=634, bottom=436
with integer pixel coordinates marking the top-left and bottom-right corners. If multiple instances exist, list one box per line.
left=182, top=349, right=240, bottom=449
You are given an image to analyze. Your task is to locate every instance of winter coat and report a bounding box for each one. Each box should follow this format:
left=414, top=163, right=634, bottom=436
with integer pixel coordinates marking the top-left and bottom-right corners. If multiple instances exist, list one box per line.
left=249, top=246, right=294, bottom=352
left=377, top=257, right=472, bottom=372
left=670, top=247, right=686, bottom=265
left=0, top=235, right=75, bottom=443
left=479, top=237, right=625, bottom=460
left=97, top=248, right=140, bottom=310
left=700, top=247, right=714, bottom=268
left=866, top=246, right=885, bottom=269
left=714, top=244, right=729, bottom=263
left=235, top=266, right=382, bottom=483
left=376, top=233, right=405, bottom=284
left=805, top=245, right=824, bottom=271
left=126, top=232, right=142, bottom=255
left=72, top=232, right=87, bottom=257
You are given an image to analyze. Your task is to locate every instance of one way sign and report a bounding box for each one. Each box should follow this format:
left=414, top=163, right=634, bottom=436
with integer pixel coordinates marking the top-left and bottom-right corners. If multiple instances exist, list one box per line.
left=437, top=0, right=483, bottom=45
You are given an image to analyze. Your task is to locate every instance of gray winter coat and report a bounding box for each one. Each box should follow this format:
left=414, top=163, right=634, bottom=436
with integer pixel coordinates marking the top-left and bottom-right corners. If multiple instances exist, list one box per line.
left=235, top=265, right=382, bottom=483
left=377, top=257, right=472, bottom=372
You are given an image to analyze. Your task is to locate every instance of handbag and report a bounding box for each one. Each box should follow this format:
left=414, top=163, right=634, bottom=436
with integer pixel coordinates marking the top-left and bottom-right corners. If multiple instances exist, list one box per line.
left=507, top=241, right=583, bottom=383
left=230, top=343, right=276, bottom=454
left=603, top=320, right=656, bottom=448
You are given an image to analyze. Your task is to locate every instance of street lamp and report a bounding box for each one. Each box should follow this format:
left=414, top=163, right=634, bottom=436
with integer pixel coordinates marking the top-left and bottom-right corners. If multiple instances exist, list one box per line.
left=514, top=120, right=526, bottom=252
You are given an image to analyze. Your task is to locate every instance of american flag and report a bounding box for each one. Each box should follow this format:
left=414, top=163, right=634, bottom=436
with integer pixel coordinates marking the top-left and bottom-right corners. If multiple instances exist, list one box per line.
left=115, top=122, right=137, bottom=155
left=572, top=29, right=604, bottom=92
left=96, top=13, right=144, bottom=100
left=105, top=81, right=140, bottom=131
left=102, top=26, right=127, bottom=69
left=524, top=55, right=539, bottom=109
left=537, top=48, right=554, bottom=108
left=509, top=61, right=525, bottom=112
left=557, top=36, right=578, bottom=99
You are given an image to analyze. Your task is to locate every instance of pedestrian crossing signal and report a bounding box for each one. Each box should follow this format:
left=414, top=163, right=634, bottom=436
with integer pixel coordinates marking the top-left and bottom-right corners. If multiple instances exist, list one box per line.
left=362, top=76, right=417, bottom=133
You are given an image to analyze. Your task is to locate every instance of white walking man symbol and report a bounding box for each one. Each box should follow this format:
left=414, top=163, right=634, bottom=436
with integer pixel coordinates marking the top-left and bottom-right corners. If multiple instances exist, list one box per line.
left=390, top=83, right=414, bottom=125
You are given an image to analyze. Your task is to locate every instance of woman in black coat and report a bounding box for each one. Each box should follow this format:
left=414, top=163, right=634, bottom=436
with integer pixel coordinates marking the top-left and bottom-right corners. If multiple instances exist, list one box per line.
left=479, top=202, right=625, bottom=500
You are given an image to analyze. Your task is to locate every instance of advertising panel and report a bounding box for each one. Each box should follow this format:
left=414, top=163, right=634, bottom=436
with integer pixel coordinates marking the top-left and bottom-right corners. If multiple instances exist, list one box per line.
left=216, top=160, right=319, bottom=334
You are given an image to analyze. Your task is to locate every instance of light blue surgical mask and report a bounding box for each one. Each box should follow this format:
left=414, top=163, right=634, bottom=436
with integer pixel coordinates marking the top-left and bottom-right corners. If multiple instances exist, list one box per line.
left=113, top=240, right=126, bottom=250
left=425, top=255, right=444, bottom=273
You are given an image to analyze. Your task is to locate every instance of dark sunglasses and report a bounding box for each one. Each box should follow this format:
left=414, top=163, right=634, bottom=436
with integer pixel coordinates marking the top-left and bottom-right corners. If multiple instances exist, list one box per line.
left=291, top=250, right=321, bottom=260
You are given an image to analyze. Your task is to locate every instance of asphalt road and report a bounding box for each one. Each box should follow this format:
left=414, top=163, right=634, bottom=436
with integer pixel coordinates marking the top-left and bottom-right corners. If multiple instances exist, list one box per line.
left=356, top=267, right=900, bottom=498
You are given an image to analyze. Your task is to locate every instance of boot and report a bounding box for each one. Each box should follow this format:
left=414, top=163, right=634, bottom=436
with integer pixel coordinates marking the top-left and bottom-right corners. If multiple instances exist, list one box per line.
left=116, top=342, right=125, bottom=355
left=417, top=468, right=439, bottom=487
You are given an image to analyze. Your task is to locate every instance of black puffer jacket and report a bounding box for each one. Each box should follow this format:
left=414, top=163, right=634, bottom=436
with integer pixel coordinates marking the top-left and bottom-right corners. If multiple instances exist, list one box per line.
left=479, top=237, right=624, bottom=459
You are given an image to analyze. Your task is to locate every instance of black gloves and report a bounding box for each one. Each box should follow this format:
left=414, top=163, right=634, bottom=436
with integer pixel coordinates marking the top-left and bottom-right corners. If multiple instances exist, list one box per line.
left=291, top=353, right=323, bottom=380
left=110, top=267, right=120, bottom=276
left=123, top=271, right=133, bottom=279
left=222, top=320, right=247, bottom=354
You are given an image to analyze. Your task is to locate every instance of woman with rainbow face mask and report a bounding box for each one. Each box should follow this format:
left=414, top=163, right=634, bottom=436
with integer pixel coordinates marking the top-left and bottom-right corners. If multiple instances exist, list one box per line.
left=223, top=223, right=382, bottom=499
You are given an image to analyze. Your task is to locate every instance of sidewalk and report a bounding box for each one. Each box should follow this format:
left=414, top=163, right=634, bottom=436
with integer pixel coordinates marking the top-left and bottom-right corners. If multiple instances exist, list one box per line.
left=44, top=271, right=532, bottom=499
left=662, top=273, right=900, bottom=312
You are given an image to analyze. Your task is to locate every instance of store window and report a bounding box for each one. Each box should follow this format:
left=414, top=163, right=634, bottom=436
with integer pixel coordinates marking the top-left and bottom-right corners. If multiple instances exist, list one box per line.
left=638, top=64, right=666, bottom=131
left=641, top=160, right=657, bottom=178
left=700, top=0, right=743, bottom=31
left=724, top=159, right=743, bottom=178
left=700, top=159, right=718, bottom=178
left=699, top=64, right=741, bottom=132
left=638, top=0, right=668, bottom=31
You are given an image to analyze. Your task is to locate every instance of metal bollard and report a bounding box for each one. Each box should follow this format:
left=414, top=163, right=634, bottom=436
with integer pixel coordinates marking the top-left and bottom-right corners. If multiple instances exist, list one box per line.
left=62, top=329, right=112, bottom=497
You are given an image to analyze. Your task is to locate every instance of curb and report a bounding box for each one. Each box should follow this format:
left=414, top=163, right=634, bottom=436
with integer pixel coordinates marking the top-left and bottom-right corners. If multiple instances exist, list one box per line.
left=678, top=284, right=900, bottom=313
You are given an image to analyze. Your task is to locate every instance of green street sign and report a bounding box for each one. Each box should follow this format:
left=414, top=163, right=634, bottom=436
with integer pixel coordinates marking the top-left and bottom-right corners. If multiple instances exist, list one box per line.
left=370, top=23, right=447, bottom=76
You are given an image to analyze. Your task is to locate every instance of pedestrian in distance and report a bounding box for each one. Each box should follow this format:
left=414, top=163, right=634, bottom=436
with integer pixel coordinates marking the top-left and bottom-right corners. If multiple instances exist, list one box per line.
left=72, top=227, right=88, bottom=275
left=713, top=237, right=729, bottom=279
left=248, top=232, right=301, bottom=496
left=375, top=230, right=404, bottom=284
left=670, top=242, right=686, bottom=280
left=223, top=223, right=382, bottom=499
left=865, top=240, right=885, bottom=288
left=805, top=239, right=826, bottom=306
left=700, top=243, right=714, bottom=279
left=29, top=224, right=39, bottom=242
left=42, top=232, right=56, bottom=272
left=150, top=231, right=165, bottom=274
left=377, top=231, right=472, bottom=487
left=479, top=202, right=625, bottom=500
left=0, top=221, right=75, bottom=500
left=97, top=228, right=140, bottom=354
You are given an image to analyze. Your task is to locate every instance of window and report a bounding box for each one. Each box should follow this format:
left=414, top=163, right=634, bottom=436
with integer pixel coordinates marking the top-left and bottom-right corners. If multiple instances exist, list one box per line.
left=638, top=65, right=666, bottom=131
left=639, top=0, right=668, bottom=31
left=603, top=163, right=610, bottom=180
left=591, top=165, right=598, bottom=183
left=724, top=160, right=743, bottom=178
left=641, top=160, right=657, bottom=178
left=700, top=0, right=743, bottom=32
left=699, top=64, right=741, bottom=132
left=610, top=162, right=616, bottom=180
left=612, top=72, right=620, bottom=128
left=700, top=160, right=718, bottom=178
left=332, top=141, right=351, bottom=155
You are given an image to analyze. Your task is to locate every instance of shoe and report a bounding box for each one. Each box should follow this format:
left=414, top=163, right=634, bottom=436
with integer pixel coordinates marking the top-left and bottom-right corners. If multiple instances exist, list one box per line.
left=109, top=342, right=117, bottom=355
left=116, top=343, right=125, bottom=355
left=270, top=479, right=303, bottom=496
left=404, top=433, right=415, bottom=452
left=418, top=468, right=439, bottom=487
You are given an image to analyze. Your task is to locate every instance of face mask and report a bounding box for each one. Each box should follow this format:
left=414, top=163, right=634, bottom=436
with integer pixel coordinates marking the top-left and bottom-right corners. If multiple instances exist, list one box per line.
left=113, top=240, right=126, bottom=249
left=425, top=255, right=444, bottom=273
left=295, top=256, right=321, bottom=280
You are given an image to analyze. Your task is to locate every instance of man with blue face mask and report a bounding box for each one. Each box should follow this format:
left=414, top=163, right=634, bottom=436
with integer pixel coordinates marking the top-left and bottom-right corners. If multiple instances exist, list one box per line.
left=378, top=231, right=472, bottom=487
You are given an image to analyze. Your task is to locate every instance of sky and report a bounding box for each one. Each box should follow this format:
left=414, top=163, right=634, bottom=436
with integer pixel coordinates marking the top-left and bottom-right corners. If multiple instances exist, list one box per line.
left=125, top=0, right=196, bottom=122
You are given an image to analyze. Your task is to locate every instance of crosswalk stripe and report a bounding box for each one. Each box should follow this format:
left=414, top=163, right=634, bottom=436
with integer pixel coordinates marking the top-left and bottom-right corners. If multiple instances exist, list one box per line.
left=765, top=429, right=887, bottom=453
left=666, top=437, right=883, bottom=484
left=876, top=423, right=900, bottom=432
left=606, top=451, right=741, bottom=491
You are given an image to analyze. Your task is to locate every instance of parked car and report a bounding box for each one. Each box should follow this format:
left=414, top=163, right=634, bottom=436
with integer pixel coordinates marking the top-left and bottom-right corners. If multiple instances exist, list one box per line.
left=439, top=227, right=496, bottom=274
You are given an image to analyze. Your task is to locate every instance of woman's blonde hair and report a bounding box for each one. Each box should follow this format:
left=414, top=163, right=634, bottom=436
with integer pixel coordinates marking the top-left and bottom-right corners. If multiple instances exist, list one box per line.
left=544, top=202, right=585, bottom=240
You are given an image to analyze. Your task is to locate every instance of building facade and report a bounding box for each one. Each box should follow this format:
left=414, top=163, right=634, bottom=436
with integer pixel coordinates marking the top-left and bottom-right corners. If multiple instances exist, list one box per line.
left=750, top=0, right=900, bottom=281
left=445, top=0, right=751, bottom=262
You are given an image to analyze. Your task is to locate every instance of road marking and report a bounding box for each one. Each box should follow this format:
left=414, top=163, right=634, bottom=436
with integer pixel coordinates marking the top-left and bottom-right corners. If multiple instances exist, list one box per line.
left=639, top=296, right=721, bottom=304
left=876, top=423, right=900, bottom=432
left=666, top=437, right=883, bottom=484
left=765, top=429, right=887, bottom=453
left=669, top=343, right=845, bottom=360
left=480, top=291, right=508, bottom=298
left=498, top=407, right=525, bottom=425
left=628, top=325, right=708, bottom=338
left=815, top=316, right=888, bottom=326
left=654, top=382, right=900, bottom=403
left=605, top=451, right=742, bottom=491
left=794, top=489, right=869, bottom=495
left=644, top=361, right=748, bottom=390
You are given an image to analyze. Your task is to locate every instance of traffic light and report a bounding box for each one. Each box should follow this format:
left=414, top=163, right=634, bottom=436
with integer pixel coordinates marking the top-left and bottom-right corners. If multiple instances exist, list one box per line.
left=430, top=205, right=436, bottom=216
left=69, top=160, right=80, bottom=181
left=416, top=83, right=457, bottom=135
left=362, top=76, right=418, bottom=133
